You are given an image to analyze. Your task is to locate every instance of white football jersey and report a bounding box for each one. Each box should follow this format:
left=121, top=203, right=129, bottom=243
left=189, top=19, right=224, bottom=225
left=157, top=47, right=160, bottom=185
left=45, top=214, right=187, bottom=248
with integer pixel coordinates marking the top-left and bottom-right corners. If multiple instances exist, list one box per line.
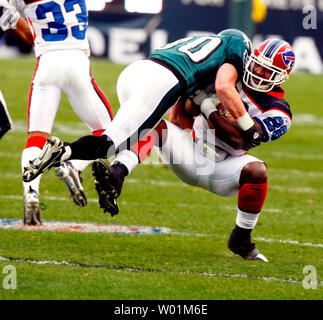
left=194, top=82, right=292, bottom=156
left=9, top=0, right=90, bottom=57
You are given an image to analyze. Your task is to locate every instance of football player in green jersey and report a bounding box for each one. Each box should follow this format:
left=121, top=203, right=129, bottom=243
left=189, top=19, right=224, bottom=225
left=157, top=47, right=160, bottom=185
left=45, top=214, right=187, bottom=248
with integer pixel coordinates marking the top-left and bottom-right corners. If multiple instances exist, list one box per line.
left=23, top=29, right=268, bottom=221
left=23, top=29, right=260, bottom=178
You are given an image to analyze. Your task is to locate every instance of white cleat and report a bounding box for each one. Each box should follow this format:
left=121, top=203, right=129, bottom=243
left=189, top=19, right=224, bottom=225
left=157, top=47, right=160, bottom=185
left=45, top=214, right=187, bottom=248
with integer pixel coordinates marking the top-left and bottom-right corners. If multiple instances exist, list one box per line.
left=55, top=161, right=87, bottom=207
left=245, top=248, right=269, bottom=262
left=24, top=187, right=42, bottom=226
left=22, top=136, right=65, bottom=183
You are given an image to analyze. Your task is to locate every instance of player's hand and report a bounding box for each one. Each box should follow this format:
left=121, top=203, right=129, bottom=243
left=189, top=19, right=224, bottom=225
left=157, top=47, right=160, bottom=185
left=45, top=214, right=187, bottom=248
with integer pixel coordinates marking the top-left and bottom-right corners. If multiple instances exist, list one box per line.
left=0, top=6, right=19, bottom=31
left=241, top=123, right=263, bottom=150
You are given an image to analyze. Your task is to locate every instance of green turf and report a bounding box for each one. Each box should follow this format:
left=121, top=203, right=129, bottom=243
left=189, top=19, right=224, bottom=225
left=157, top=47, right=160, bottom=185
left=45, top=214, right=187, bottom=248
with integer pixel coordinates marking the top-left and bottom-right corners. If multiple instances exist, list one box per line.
left=0, top=56, right=322, bottom=300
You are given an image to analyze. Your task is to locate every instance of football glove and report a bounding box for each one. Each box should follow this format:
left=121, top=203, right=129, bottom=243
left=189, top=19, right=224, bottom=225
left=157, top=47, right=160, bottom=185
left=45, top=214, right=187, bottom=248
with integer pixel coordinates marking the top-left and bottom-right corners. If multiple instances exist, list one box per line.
left=0, top=5, right=19, bottom=31
left=241, top=123, right=263, bottom=150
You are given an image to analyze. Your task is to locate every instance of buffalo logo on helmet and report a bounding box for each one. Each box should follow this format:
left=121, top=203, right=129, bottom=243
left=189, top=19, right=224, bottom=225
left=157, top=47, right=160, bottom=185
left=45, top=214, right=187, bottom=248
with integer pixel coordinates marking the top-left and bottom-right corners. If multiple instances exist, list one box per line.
left=281, top=49, right=295, bottom=70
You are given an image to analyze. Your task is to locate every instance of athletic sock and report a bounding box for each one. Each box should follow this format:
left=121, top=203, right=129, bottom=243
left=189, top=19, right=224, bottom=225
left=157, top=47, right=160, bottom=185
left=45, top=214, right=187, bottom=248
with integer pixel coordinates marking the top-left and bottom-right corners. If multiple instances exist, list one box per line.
left=69, top=134, right=114, bottom=160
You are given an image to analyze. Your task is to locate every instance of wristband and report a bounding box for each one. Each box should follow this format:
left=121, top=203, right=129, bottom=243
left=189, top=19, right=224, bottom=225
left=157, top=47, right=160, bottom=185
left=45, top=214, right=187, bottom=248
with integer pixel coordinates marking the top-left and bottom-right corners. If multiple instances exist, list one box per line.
left=200, top=97, right=218, bottom=119
left=236, top=113, right=254, bottom=131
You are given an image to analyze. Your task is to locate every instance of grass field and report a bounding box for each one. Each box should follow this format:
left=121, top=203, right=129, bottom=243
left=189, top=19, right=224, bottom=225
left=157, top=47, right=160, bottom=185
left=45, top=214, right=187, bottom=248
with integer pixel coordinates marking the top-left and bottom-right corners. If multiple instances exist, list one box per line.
left=0, top=56, right=322, bottom=301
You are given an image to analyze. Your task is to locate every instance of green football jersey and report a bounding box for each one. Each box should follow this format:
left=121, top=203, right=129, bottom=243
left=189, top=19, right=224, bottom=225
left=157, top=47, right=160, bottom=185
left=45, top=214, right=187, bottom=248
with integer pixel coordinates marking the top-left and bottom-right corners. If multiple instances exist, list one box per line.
left=149, top=34, right=250, bottom=97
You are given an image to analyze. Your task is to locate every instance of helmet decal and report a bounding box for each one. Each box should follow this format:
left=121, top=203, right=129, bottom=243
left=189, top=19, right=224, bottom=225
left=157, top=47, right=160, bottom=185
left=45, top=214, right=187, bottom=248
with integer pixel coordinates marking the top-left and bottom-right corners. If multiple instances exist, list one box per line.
left=263, top=39, right=284, bottom=58
left=281, top=49, right=295, bottom=70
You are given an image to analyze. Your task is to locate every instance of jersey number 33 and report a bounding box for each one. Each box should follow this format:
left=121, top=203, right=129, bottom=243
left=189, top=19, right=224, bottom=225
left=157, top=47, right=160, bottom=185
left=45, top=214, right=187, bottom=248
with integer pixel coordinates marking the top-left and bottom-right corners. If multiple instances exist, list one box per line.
left=34, top=0, right=87, bottom=42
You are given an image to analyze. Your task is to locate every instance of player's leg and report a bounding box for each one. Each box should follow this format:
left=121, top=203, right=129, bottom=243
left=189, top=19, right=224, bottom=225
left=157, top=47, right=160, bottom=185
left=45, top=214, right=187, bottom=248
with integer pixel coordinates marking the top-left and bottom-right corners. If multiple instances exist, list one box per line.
left=155, top=120, right=268, bottom=261
left=63, top=52, right=156, bottom=209
left=91, top=130, right=156, bottom=215
left=154, top=120, right=215, bottom=189
left=54, top=51, right=114, bottom=207
left=227, top=161, right=268, bottom=261
left=64, top=59, right=180, bottom=162
left=90, top=60, right=161, bottom=215
left=22, top=56, right=62, bottom=225
left=22, top=59, right=181, bottom=176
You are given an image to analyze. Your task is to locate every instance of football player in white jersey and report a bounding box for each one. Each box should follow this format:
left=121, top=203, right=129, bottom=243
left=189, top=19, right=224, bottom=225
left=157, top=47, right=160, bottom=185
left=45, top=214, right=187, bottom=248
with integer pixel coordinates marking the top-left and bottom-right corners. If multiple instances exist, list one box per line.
left=0, top=0, right=34, bottom=141
left=9, top=0, right=154, bottom=225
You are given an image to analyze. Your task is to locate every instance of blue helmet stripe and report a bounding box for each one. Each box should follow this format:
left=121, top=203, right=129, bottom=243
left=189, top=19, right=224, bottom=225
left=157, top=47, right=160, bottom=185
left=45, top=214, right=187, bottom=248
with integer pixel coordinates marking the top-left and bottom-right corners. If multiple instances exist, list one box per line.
left=263, top=39, right=283, bottom=58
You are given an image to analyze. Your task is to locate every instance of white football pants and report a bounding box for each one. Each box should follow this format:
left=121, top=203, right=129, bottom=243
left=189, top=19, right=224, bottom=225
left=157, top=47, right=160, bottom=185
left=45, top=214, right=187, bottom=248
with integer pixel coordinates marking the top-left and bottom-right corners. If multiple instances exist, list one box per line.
left=28, top=50, right=113, bottom=133
left=155, top=120, right=263, bottom=197
left=103, top=59, right=181, bottom=152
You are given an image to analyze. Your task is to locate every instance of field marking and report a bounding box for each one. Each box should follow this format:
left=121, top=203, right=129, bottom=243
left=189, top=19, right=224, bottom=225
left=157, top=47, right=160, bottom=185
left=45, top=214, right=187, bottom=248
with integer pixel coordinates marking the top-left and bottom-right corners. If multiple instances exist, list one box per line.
left=0, top=218, right=170, bottom=235
left=293, top=113, right=323, bottom=127
left=0, top=255, right=322, bottom=287
left=1, top=194, right=323, bottom=217
left=0, top=217, right=322, bottom=249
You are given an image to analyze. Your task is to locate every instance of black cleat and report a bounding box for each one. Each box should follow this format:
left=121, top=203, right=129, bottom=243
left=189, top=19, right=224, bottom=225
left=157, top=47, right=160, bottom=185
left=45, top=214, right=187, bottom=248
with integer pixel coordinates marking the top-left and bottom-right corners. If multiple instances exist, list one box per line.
left=91, top=159, right=127, bottom=216
left=228, top=227, right=268, bottom=262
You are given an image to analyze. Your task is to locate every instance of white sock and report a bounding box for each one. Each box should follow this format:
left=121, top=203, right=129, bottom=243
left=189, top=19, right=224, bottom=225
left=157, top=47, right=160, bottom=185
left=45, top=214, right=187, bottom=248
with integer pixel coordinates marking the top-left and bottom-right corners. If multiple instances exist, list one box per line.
left=235, top=208, right=260, bottom=230
left=112, top=150, right=139, bottom=175
left=69, top=159, right=93, bottom=172
left=22, top=147, right=42, bottom=195
left=61, top=145, right=72, bottom=162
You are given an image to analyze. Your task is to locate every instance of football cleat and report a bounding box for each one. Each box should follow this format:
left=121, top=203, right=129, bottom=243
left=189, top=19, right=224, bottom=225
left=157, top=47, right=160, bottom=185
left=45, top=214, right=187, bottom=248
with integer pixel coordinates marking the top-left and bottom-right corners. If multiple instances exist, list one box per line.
left=22, top=136, right=65, bottom=183
left=24, top=186, right=42, bottom=226
left=91, top=159, right=126, bottom=216
left=228, top=228, right=268, bottom=262
left=55, top=161, right=87, bottom=207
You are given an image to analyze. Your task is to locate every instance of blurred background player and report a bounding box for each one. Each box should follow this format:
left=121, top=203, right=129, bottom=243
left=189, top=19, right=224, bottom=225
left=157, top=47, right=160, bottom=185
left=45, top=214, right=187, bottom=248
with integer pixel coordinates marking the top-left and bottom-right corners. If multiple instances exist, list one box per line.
left=9, top=0, right=153, bottom=225
left=0, top=0, right=33, bottom=141
left=23, top=30, right=263, bottom=213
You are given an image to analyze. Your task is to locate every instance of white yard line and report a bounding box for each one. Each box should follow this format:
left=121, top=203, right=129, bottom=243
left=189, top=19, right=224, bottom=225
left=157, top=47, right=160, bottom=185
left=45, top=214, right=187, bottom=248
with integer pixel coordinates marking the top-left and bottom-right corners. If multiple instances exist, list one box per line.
left=0, top=255, right=321, bottom=286
left=0, top=202, right=322, bottom=249
left=1, top=194, right=322, bottom=216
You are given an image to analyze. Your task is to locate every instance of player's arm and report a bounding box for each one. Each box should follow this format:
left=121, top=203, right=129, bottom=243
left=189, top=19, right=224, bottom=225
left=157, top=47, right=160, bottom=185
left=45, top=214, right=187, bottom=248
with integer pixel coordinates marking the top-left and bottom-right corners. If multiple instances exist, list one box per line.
left=215, top=63, right=247, bottom=118
left=8, top=17, right=34, bottom=46
left=215, top=63, right=263, bottom=150
left=208, top=110, right=263, bottom=150
left=167, top=98, right=195, bottom=130
left=0, top=3, right=34, bottom=46
left=199, top=96, right=264, bottom=150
